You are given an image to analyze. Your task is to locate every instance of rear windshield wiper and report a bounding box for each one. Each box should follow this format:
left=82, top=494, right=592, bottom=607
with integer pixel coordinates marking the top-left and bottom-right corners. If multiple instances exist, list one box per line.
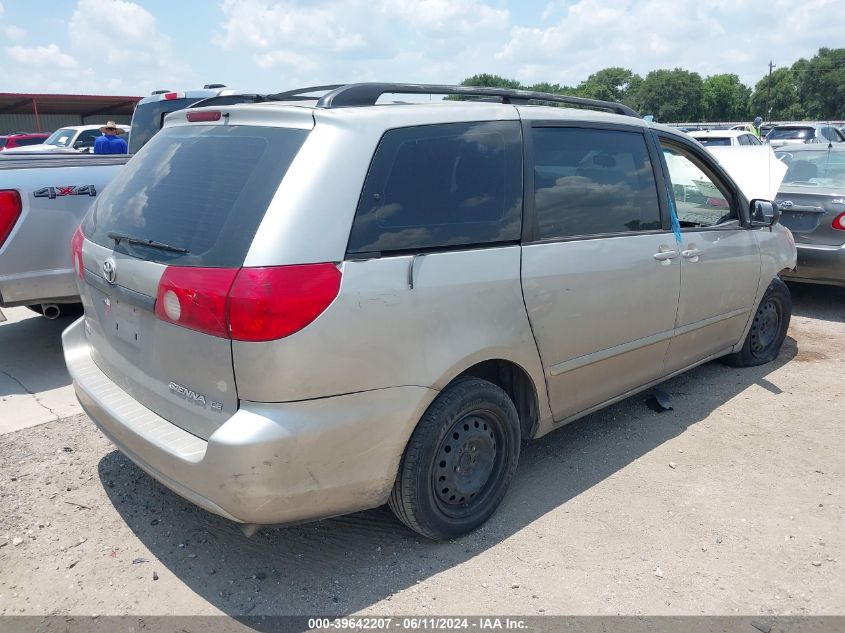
left=107, top=231, right=189, bottom=254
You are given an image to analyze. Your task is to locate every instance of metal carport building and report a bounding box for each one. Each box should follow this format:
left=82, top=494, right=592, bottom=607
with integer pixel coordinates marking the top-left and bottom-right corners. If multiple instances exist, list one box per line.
left=0, top=93, right=141, bottom=134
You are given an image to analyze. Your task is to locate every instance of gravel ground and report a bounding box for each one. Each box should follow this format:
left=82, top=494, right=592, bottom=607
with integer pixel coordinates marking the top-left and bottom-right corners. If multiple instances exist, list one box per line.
left=1, top=283, right=843, bottom=618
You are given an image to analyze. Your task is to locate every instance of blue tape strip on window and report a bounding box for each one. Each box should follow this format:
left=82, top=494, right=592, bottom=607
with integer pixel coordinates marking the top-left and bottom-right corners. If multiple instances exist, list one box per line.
left=667, top=186, right=682, bottom=242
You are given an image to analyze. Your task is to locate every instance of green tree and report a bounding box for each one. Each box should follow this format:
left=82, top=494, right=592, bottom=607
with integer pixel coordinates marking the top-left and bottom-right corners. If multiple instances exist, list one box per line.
left=528, top=81, right=578, bottom=95
left=459, top=74, right=522, bottom=89
left=632, top=68, right=704, bottom=122
left=749, top=68, right=803, bottom=121
left=793, top=48, right=845, bottom=119
left=701, top=74, right=751, bottom=121
left=577, top=67, right=642, bottom=105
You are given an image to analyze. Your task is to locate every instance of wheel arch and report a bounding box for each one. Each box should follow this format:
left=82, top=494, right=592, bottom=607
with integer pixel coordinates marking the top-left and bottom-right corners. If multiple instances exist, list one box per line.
left=449, top=358, right=542, bottom=440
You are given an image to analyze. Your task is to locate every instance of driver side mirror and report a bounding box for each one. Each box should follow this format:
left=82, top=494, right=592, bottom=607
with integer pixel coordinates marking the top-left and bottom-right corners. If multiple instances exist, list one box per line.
left=750, top=199, right=781, bottom=228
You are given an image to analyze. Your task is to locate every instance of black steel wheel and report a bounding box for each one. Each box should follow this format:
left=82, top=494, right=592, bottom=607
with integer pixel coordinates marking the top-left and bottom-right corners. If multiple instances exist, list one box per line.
left=723, top=277, right=791, bottom=367
left=389, top=378, right=520, bottom=540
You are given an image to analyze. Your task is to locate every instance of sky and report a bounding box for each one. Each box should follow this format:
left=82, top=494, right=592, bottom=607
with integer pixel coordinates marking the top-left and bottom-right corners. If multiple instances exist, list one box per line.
left=1, top=0, right=843, bottom=97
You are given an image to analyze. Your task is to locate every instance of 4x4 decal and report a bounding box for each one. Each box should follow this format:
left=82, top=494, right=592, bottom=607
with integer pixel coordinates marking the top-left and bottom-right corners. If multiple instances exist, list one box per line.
left=33, top=185, right=97, bottom=199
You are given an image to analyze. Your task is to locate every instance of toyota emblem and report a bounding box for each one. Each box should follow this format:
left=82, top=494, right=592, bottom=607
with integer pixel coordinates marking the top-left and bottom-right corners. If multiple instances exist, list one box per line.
left=102, top=258, right=117, bottom=284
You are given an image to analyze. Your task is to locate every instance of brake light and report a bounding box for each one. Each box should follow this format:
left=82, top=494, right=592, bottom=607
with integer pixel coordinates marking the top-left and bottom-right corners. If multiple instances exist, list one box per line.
left=164, top=92, right=179, bottom=100
left=70, top=225, right=85, bottom=279
left=186, top=110, right=222, bottom=122
left=155, top=267, right=238, bottom=338
left=833, top=212, right=845, bottom=231
left=228, top=264, right=342, bottom=341
left=0, top=189, right=22, bottom=248
left=153, top=264, right=341, bottom=341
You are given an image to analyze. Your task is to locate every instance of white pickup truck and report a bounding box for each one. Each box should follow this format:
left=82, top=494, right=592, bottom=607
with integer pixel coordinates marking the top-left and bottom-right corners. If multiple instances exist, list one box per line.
left=6, top=124, right=130, bottom=154
left=0, top=86, right=263, bottom=318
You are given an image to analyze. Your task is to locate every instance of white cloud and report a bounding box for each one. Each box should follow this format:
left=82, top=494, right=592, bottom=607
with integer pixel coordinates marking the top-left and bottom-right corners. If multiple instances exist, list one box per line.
left=380, top=0, right=509, bottom=34
left=66, top=0, right=195, bottom=94
left=214, top=0, right=511, bottom=83
left=0, top=2, right=25, bottom=40
left=496, top=0, right=845, bottom=87
left=6, top=43, right=80, bottom=70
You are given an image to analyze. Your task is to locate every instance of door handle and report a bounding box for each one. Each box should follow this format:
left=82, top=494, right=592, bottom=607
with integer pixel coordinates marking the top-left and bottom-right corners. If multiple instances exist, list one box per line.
left=682, top=248, right=703, bottom=259
left=653, top=250, right=679, bottom=262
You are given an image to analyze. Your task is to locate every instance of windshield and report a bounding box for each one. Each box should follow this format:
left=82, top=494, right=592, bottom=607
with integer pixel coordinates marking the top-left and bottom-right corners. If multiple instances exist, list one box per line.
left=42, top=128, right=76, bottom=147
left=696, top=137, right=731, bottom=146
left=776, top=149, right=845, bottom=188
left=85, top=124, right=309, bottom=267
left=768, top=127, right=812, bottom=141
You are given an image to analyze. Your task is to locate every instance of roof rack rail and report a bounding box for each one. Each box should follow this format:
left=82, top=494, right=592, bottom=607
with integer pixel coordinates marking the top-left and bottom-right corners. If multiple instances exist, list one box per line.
left=309, top=83, right=639, bottom=117
left=266, top=85, right=345, bottom=102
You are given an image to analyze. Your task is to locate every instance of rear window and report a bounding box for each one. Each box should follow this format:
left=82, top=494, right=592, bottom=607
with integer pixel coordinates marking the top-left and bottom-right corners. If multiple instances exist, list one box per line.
left=85, top=124, right=308, bottom=267
left=696, top=137, right=731, bottom=146
left=768, top=127, right=812, bottom=141
left=347, top=121, right=522, bottom=255
left=777, top=149, right=845, bottom=187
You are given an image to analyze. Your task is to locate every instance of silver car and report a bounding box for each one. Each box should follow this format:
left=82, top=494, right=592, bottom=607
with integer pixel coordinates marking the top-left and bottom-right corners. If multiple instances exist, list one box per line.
left=766, top=123, right=845, bottom=148
left=775, top=144, right=845, bottom=286
left=63, top=83, right=797, bottom=540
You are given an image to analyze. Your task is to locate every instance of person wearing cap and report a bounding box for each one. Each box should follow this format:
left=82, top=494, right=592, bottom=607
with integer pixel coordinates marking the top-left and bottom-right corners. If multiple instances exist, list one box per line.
left=752, top=116, right=763, bottom=139
left=93, top=121, right=128, bottom=154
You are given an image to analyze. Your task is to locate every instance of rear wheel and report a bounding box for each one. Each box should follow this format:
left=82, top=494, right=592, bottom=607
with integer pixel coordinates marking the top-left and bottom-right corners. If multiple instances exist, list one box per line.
left=723, top=278, right=791, bottom=367
left=389, top=378, right=520, bottom=540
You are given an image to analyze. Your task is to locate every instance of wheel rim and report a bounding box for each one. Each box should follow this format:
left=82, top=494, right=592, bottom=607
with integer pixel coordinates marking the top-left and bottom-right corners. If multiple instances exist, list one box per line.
left=432, top=411, right=505, bottom=518
left=750, top=298, right=782, bottom=357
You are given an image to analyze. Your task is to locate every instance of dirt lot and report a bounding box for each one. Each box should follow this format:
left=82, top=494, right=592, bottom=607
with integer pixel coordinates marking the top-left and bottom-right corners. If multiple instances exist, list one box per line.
left=1, top=283, right=843, bottom=618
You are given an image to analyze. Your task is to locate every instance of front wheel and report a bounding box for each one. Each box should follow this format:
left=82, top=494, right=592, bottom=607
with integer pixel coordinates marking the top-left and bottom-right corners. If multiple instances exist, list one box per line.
left=723, top=277, right=791, bottom=367
left=389, top=378, right=521, bottom=540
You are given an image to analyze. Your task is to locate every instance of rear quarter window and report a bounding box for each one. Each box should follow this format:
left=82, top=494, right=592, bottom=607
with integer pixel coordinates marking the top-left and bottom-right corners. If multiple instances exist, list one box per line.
left=85, top=124, right=308, bottom=267
left=347, top=121, right=522, bottom=255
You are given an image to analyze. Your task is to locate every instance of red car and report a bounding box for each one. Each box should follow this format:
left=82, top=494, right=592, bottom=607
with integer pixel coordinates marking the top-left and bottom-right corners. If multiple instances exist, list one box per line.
left=0, top=133, right=50, bottom=151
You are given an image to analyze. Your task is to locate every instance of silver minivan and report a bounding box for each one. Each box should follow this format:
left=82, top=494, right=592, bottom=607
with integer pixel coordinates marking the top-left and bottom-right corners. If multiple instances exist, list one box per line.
left=63, top=84, right=797, bottom=540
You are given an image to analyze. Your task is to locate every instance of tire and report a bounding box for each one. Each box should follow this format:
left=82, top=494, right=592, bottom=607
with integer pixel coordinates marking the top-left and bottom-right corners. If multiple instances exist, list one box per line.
left=723, top=277, right=791, bottom=367
left=389, top=378, right=521, bottom=540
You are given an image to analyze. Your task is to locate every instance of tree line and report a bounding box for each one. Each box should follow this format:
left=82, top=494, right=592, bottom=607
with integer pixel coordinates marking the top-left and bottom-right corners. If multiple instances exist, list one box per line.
left=458, top=47, right=845, bottom=123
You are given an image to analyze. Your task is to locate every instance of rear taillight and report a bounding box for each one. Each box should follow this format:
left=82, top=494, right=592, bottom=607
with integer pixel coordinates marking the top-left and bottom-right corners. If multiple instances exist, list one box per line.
left=228, top=264, right=342, bottom=341
left=153, top=263, right=341, bottom=341
left=0, top=189, right=22, bottom=248
left=70, top=226, right=84, bottom=279
left=833, top=212, right=845, bottom=231
left=155, top=267, right=238, bottom=338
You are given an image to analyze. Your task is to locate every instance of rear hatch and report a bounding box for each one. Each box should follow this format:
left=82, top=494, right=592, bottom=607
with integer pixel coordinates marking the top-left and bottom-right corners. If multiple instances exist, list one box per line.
left=767, top=126, right=814, bottom=148
left=78, top=120, right=310, bottom=439
left=775, top=148, right=845, bottom=246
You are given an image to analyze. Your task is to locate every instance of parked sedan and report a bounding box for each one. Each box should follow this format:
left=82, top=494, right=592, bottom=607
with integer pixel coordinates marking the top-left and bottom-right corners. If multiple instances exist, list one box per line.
left=690, top=129, right=762, bottom=147
left=766, top=124, right=844, bottom=148
left=775, top=144, right=845, bottom=286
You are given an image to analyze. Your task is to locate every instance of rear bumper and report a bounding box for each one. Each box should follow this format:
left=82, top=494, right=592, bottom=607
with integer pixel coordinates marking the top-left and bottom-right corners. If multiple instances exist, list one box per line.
left=781, top=242, right=845, bottom=286
left=0, top=268, right=79, bottom=307
left=63, top=317, right=437, bottom=526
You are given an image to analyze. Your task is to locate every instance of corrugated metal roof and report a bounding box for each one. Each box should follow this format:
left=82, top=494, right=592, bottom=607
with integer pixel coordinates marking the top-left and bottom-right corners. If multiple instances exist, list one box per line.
left=0, top=93, right=141, bottom=116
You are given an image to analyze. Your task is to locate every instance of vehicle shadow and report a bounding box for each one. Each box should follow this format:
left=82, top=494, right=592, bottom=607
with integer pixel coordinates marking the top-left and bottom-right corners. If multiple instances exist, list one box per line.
left=0, top=309, right=76, bottom=396
left=785, top=282, right=845, bottom=323
left=97, top=335, right=798, bottom=625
